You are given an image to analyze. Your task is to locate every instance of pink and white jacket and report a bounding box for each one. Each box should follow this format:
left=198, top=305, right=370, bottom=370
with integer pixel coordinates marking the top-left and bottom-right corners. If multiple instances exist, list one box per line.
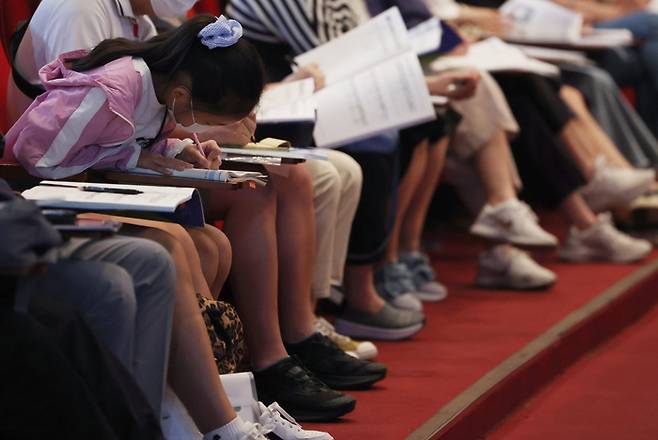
left=4, top=50, right=181, bottom=179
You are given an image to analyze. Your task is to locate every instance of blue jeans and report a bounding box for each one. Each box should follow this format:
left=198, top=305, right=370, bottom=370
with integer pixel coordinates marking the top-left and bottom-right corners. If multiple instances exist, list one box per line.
left=594, top=12, right=658, bottom=136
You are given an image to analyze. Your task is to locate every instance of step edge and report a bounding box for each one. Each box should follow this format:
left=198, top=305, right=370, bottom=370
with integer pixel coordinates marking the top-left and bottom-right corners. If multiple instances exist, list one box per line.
left=407, top=257, right=658, bottom=440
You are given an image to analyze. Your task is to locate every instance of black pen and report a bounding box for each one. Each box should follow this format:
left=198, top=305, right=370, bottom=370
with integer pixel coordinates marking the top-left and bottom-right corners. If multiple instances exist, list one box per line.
left=40, top=183, right=143, bottom=195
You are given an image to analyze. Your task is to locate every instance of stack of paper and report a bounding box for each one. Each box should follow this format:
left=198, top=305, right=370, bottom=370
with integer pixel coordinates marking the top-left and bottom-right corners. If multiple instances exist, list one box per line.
left=129, top=168, right=269, bottom=186
left=430, top=37, right=560, bottom=77
left=501, top=0, right=632, bottom=48
left=294, top=7, right=436, bottom=148
left=23, top=181, right=195, bottom=213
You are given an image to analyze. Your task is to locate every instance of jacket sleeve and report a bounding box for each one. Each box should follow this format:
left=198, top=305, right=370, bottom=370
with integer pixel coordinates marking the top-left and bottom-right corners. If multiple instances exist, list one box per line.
left=8, top=86, right=141, bottom=179
left=147, top=137, right=193, bottom=159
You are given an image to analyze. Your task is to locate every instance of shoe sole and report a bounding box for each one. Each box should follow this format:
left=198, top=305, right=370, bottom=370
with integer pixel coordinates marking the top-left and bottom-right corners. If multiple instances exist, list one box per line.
left=586, top=176, right=655, bottom=212
left=559, top=247, right=652, bottom=263
left=318, top=371, right=387, bottom=390
left=290, top=399, right=357, bottom=423
left=470, top=223, right=558, bottom=248
left=334, top=318, right=425, bottom=341
left=413, top=290, right=448, bottom=302
left=475, top=275, right=556, bottom=291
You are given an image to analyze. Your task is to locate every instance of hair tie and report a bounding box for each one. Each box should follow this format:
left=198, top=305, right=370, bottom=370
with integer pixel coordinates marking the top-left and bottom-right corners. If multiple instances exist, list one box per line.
left=198, top=15, right=243, bottom=49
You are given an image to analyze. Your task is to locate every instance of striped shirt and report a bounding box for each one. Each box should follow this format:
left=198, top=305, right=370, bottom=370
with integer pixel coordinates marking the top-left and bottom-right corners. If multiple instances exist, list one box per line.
left=226, top=0, right=370, bottom=54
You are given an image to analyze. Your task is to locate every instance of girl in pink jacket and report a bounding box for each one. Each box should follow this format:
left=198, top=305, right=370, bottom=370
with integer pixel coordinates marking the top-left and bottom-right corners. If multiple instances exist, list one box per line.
left=4, top=14, right=264, bottom=179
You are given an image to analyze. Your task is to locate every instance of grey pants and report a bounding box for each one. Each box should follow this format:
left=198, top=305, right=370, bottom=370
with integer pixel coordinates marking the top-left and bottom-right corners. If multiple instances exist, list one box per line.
left=561, top=64, right=658, bottom=168
left=17, top=236, right=176, bottom=416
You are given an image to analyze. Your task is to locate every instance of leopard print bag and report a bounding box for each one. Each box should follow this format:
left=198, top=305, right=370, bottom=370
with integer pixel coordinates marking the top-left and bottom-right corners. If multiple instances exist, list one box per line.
left=196, top=294, right=246, bottom=374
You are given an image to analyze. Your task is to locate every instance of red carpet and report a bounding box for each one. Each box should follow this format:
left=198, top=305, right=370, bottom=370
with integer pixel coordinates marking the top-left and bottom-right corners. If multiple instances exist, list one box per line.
left=307, top=214, right=658, bottom=440
left=488, top=291, right=658, bottom=440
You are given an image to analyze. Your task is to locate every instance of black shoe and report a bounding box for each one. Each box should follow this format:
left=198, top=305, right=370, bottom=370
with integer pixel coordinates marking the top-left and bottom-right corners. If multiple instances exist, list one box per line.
left=285, top=333, right=387, bottom=390
left=253, top=356, right=356, bottom=422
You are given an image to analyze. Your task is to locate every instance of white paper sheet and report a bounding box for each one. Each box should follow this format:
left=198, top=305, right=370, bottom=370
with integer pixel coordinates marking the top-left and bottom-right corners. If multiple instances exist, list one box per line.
left=430, top=37, right=560, bottom=77
left=256, top=79, right=317, bottom=123
left=501, top=0, right=583, bottom=42
left=23, top=181, right=194, bottom=212
left=501, top=0, right=632, bottom=48
left=129, top=168, right=268, bottom=185
left=294, top=7, right=412, bottom=85
left=409, top=17, right=443, bottom=56
left=511, top=44, right=590, bottom=65
left=314, top=52, right=436, bottom=148
left=293, top=8, right=435, bottom=148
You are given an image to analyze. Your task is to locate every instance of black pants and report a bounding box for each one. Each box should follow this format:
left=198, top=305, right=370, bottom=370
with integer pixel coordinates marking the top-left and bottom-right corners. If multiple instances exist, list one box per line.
left=339, top=149, right=399, bottom=265
left=494, top=73, right=587, bottom=207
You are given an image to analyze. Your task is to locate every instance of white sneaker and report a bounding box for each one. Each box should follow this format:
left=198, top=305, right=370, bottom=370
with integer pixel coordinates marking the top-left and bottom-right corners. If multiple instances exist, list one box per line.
left=581, top=157, right=655, bottom=212
left=470, top=199, right=558, bottom=247
left=314, top=317, right=378, bottom=360
left=256, top=402, right=334, bottom=440
left=476, top=245, right=557, bottom=290
left=203, top=417, right=268, bottom=440
left=560, top=213, right=653, bottom=263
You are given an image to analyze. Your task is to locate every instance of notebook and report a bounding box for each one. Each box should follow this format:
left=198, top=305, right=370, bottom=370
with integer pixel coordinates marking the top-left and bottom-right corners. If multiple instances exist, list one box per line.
left=129, top=168, right=269, bottom=187
left=23, top=181, right=206, bottom=227
left=294, top=7, right=436, bottom=149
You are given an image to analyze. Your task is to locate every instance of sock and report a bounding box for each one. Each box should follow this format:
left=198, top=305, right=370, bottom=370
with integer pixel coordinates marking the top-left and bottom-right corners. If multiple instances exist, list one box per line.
left=202, top=416, right=247, bottom=440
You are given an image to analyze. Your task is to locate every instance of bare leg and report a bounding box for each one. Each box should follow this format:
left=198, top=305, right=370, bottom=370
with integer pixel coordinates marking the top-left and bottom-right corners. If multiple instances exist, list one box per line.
left=560, top=85, right=632, bottom=169
left=85, top=214, right=217, bottom=300
left=384, top=140, right=429, bottom=263
left=205, top=186, right=288, bottom=370
left=473, top=130, right=518, bottom=206
left=400, top=138, right=448, bottom=253
left=560, top=192, right=598, bottom=230
left=344, top=264, right=386, bottom=314
left=268, top=165, right=317, bottom=343
left=138, top=228, right=236, bottom=433
left=187, top=225, right=232, bottom=298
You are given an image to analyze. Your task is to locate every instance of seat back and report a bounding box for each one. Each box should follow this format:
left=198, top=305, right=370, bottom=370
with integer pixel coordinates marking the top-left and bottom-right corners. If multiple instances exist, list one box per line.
left=0, top=1, right=39, bottom=58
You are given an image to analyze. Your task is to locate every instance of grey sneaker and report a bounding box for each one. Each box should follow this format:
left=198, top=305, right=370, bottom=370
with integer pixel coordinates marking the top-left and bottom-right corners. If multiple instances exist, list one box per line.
left=334, top=303, right=425, bottom=341
left=399, top=252, right=448, bottom=302
left=374, top=262, right=424, bottom=311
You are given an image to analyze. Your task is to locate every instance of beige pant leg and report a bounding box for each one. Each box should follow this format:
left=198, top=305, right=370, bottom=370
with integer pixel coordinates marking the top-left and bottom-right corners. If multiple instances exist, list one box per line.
left=306, top=150, right=362, bottom=299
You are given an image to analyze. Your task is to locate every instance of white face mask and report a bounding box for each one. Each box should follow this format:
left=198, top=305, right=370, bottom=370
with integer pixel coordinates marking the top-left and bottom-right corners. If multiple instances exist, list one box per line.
left=170, top=97, right=213, bottom=133
left=151, top=0, right=197, bottom=17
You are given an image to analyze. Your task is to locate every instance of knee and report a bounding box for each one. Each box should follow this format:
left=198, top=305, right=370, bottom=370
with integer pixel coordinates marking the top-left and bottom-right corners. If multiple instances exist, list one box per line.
left=311, top=160, right=342, bottom=202
left=337, top=154, right=363, bottom=195
left=204, top=225, right=232, bottom=269
left=277, top=163, right=315, bottom=202
left=93, top=264, right=138, bottom=321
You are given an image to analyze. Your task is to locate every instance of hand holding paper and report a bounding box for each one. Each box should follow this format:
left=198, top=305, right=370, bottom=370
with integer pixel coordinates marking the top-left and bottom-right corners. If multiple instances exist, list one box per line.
left=426, top=69, right=481, bottom=100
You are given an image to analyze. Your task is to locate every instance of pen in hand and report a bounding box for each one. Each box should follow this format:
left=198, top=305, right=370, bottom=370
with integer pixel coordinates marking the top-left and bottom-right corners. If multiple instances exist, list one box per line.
left=193, top=133, right=206, bottom=160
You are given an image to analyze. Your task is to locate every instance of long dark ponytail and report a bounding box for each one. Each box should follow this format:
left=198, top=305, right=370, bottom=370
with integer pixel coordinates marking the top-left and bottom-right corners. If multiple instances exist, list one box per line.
left=67, top=15, right=265, bottom=117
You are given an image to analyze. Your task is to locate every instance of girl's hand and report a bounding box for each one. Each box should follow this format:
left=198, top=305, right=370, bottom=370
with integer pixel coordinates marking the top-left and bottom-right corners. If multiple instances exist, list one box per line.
left=426, top=69, right=481, bottom=100
left=137, top=149, right=192, bottom=175
left=177, top=140, right=222, bottom=170
left=197, top=114, right=257, bottom=146
left=283, top=63, right=326, bottom=91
